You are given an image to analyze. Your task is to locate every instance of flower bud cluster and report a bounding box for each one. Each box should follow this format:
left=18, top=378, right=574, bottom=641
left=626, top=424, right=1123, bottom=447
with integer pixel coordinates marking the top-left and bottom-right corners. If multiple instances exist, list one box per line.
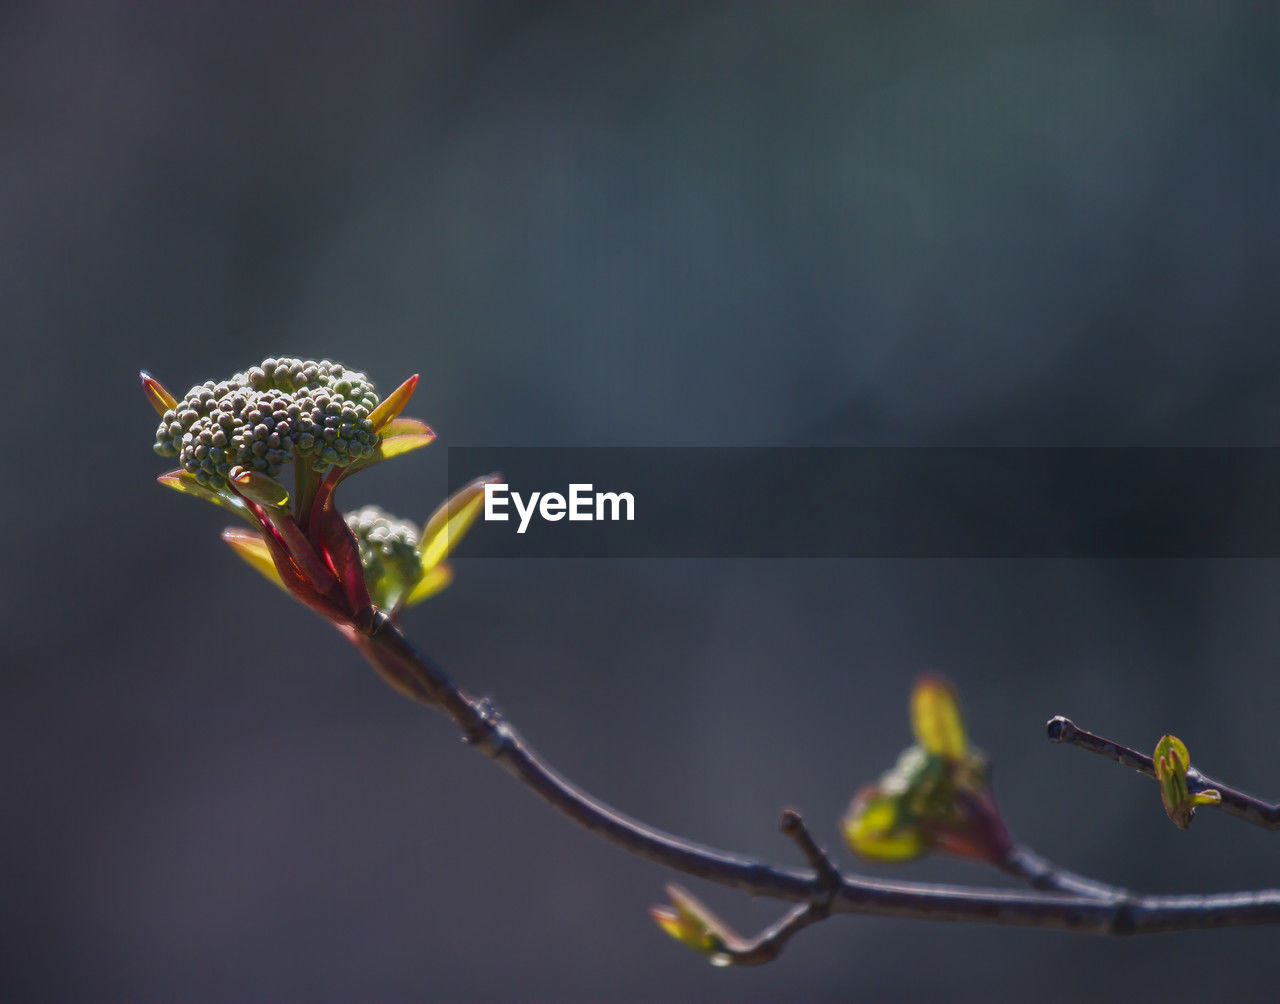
left=344, top=505, right=423, bottom=593
left=153, top=357, right=380, bottom=488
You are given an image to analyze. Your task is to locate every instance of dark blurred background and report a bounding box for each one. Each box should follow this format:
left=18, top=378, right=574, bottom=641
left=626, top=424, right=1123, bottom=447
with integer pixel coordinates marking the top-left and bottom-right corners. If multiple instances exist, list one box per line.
left=4, top=2, right=1280, bottom=1000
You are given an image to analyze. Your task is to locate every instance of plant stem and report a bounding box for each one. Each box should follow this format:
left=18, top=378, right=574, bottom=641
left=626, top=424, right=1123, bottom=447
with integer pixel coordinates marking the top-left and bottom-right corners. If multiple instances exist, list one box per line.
left=353, top=615, right=1280, bottom=942
left=1047, top=716, right=1280, bottom=829
left=997, top=845, right=1126, bottom=899
left=294, top=461, right=321, bottom=530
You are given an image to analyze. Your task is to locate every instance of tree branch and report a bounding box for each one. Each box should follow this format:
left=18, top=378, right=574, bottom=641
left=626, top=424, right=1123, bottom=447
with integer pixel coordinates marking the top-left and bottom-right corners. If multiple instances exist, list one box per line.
left=653, top=810, right=843, bottom=966
left=354, top=613, right=1280, bottom=947
left=997, top=845, right=1127, bottom=900
left=718, top=809, right=844, bottom=965
left=1047, top=716, right=1280, bottom=830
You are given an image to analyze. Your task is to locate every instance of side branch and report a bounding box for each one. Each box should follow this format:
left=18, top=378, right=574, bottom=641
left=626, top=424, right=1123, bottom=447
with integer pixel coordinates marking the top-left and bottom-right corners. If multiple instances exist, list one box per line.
left=1047, top=716, right=1280, bottom=830
left=722, top=810, right=843, bottom=964
left=653, top=811, right=843, bottom=966
left=356, top=614, right=1280, bottom=937
left=997, top=845, right=1127, bottom=900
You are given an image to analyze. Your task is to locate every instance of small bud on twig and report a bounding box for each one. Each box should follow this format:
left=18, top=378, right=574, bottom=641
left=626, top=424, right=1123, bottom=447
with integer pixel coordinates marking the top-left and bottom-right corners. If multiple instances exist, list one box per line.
left=1154, top=735, right=1221, bottom=830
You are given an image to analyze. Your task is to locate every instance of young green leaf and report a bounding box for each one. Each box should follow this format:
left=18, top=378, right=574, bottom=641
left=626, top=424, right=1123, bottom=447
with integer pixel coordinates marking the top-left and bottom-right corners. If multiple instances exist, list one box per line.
left=910, top=674, right=967, bottom=761
left=401, top=562, right=454, bottom=609
left=842, top=784, right=931, bottom=862
left=419, top=474, right=501, bottom=573
left=377, top=416, right=434, bottom=439
left=377, top=432, right=436, bottom=462
left=221, top=527, right=289, bottom=592
left=156, top=470, right=253, bottom=522
left=338, top=425, right=436, bottom=477
left=650, top=884, right=733, bottom=963
left=367, top=373, right=419, bottom=431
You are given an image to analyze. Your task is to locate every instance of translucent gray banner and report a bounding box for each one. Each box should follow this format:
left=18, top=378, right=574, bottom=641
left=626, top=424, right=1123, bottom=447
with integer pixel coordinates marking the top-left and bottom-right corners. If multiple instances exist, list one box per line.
left=446, top=448, right=1280, bottom=558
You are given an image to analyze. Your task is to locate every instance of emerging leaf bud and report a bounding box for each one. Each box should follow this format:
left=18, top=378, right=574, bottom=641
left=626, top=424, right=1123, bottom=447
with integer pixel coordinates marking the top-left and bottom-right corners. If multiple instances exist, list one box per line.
left=650, top=885, right=735, bottom=966
left=843, top=675, right=1012, bottom=865
left=843, top=780, right=932, bottom=862
left=1154, top=734, right=1221, bottom=830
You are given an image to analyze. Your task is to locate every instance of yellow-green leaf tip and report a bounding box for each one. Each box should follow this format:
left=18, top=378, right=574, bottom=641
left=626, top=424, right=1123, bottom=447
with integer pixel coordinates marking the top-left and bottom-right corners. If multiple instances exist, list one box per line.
left=221, top=527, right=289, bottom=592
left=419, top=474, right=500, bottom=574
left=1154, top=734, right=1216, bottom=829
left=157, top=470, right=252, bottom=521
left=368, top=373, right=419, bottom=432
left=650, top=885, right=730, bottom=960
left=910, top=673, right=967, bottom=761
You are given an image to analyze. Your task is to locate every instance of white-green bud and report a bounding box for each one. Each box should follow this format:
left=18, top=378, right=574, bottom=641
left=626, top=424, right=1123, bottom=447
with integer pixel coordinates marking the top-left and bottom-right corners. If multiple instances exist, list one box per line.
left=344, top=504, right=424, bottom=610
left=152, top=356, right=381, bottom=489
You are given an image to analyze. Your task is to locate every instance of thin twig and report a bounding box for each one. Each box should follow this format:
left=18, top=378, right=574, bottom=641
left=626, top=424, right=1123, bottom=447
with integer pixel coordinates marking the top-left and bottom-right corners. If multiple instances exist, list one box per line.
left=1047, top=716, right=1280, bottom=830
left=710, top=903, right=825, bottom=967
left=998, top=845, right=1126, bottom=900
left=353, top=614, right=1280, bottom=941
left=779, top=808, right=842, bottom=898
left=657, top=810, right=844, bottom=966
left=714, top=810, right=843, bottom=965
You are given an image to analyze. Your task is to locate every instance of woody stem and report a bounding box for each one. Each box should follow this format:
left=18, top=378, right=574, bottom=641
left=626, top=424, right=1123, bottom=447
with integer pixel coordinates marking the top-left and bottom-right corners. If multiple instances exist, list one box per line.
left=346, top=615, right=1280, bottom=943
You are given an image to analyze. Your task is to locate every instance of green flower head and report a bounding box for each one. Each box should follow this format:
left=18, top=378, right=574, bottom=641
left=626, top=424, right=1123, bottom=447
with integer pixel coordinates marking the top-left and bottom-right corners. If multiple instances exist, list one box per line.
left=153, top=356, right=380, bottom=488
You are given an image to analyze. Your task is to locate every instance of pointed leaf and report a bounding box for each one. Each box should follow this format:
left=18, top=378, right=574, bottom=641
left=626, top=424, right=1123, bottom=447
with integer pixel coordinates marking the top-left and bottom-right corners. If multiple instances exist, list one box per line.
left=419, top=474, right=500, bottom=572
left=911, top=674, right=967, bottom=761
left=401, top=562, right=454, bottom=609
left=326, top=422, right=436, bottom=484
left=650, top=884, right=731, bottom=958
left=140, top=370, right=178, bottom=416
left=157, top=471, right=253, bottom=522
left=379, top=417, right=434, bottom=440
left=651, top=905, right=690, bottom=945
left=367, top=374, right=419, bottom=431
left=318, top=420, right=436, bottom=489
left=221, top=527, right=289, bottom=592
left=375, top=432, right=436, bottom=462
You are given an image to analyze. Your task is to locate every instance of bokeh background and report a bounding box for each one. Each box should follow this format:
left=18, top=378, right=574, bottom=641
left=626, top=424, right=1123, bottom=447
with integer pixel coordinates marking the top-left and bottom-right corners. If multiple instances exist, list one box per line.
left=5, top=2, right=1280, bottom=999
